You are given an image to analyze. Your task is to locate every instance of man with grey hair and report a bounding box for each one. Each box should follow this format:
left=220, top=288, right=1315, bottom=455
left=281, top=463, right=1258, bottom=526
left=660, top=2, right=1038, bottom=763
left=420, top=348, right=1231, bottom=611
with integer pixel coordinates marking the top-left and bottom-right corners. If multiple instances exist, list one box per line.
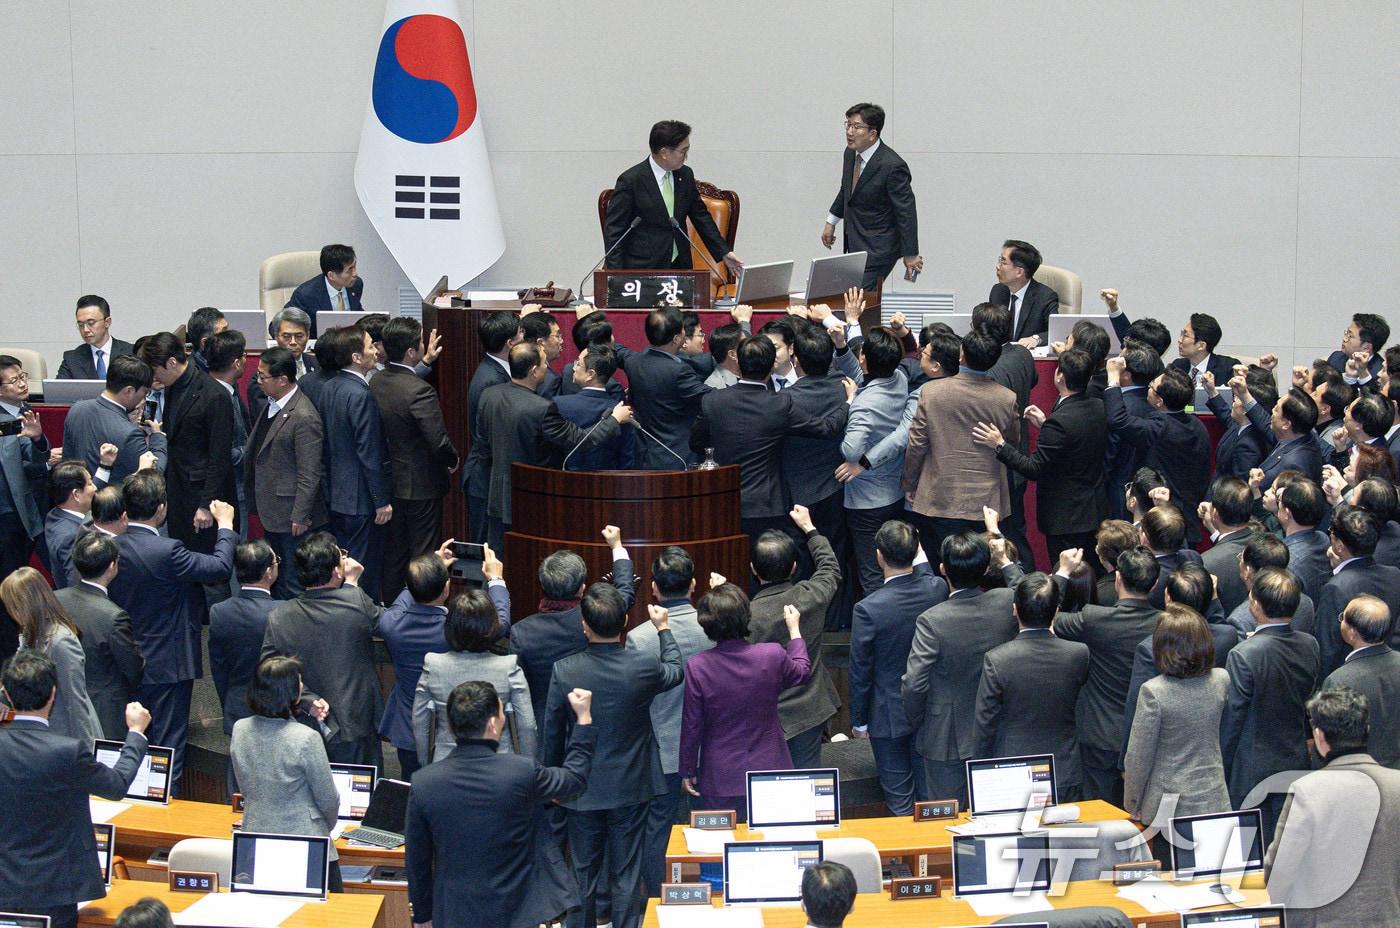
left=247, top=306, right=319, bottom=417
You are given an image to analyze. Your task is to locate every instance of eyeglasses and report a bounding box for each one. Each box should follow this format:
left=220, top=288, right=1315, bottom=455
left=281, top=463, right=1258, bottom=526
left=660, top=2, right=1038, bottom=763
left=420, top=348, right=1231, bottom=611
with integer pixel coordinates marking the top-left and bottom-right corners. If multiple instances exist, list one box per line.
left=277, top=331, right=309, bottom=343
left=76, top=319, right=105, bottom=330
left=0, top=372, right=27, bottom=387
left=843, top=121, right=871, bottom=131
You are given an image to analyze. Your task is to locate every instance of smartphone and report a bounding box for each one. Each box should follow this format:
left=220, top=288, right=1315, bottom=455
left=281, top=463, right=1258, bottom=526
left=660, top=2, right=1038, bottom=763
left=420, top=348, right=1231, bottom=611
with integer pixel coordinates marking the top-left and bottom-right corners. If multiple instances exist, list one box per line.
left=0, top=419, right=22, bottom=437
left=450, top=541, right=487, bottom=560
left=143, top=399, right=159, bottom=423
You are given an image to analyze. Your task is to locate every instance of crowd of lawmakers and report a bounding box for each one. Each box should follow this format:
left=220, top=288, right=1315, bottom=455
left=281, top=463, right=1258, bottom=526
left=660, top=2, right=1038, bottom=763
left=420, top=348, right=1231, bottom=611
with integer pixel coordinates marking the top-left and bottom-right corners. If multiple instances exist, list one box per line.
left=4, top=238, right=1400, bottom=928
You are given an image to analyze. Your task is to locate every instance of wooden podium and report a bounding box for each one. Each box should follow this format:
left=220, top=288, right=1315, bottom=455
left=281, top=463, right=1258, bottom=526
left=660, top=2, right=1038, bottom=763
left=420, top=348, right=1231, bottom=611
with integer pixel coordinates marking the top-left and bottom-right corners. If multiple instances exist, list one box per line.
left=504, top=463, right=747, bottom=627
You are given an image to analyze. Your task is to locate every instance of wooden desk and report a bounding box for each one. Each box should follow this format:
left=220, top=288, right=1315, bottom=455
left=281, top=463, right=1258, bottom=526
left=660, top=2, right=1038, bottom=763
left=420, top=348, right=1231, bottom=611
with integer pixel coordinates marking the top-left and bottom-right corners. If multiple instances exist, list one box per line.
left=102, top=799, right=410, bottom=928
left=642, top=877, right=1272, bottom=927
left=79, top=879, right=384, bottom=927
left=663, top=801, right=1134, bottom=882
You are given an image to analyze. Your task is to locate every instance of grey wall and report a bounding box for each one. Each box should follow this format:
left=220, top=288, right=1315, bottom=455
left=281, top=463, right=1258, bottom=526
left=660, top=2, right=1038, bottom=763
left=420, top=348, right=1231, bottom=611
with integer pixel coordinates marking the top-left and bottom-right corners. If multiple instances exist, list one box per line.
left=3, top=1, right=1398, bottom=374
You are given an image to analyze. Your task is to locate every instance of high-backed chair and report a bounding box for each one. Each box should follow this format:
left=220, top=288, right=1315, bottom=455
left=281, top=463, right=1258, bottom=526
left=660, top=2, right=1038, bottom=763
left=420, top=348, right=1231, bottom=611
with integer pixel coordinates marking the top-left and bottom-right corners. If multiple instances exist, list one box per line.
left=994, top=907, right=1132, bottom=927
left=1035, top=263, right=1083, bottom=315
left=168, top=838, right=234, bottom=884
left=821, top=837, right=882, bottom=893
left=0, top=347, right=48, bottom=396
left=595, top=183, right=740, bottom=300
left=259, top=251, right=321, bottom=329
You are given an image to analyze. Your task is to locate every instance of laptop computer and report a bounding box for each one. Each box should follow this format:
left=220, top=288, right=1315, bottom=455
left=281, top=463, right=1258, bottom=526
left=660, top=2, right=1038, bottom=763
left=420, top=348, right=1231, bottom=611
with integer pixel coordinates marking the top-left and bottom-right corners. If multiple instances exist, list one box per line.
left=230, top=831, right=330, bottom=900
left=804, top=252, right=867, bottom=301
left=908, top=312, right=976, bottom=337
left=316, top=310, right=373, bottom=330
left=722, top=260, right=794, bottom=305
left=1047, top=314, right=1122, bottom=355
left=963, top=754, right=1057, bottom=831
left=221, top=310, right=271, bottom=347
left=341, top=777, right=410, bottom=848
left=1169, top=809, right=1264, bottom=889
left=952, top=832, right=1052, bottom=900
left=40, top=379, right=106, bottom=404
left=746, top=768, right=840, bottom=841
left=1181, top=909, right=1285, bottom=927
left=93, top=739, right=173, bottom=805
left=722, top=840, right=823, bottom=906
left=328, top=763, right=377, bottom=822
left=0, top=914, right=51, bottom=927
left=93, top=823, right=115, bottom=888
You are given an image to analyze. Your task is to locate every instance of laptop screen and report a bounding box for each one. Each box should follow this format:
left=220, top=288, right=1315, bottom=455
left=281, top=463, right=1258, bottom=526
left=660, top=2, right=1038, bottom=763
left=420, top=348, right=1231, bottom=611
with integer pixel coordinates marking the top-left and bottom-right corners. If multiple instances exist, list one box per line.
left=230, top=832, right=330, bottom=899
left=746, top=769, right=840, bottom=829
left=359, top=777, right=411, bottom=834
left=0, top=914, right=51, bottom=927
left=94, top=739, right=173, bottom=804
left=1169, top=809, right=1264, bottom=880
left=93, top=823, right=114, bottom=887
left=722, top=840, right=823, bottom=904
left=966, top=754, right=1056, bottom=817
left=328, top=763, right=377, bottom=821
left=952, top=833, right=1052, bottom=897
left=1181, top=908, right=1285, bottom=928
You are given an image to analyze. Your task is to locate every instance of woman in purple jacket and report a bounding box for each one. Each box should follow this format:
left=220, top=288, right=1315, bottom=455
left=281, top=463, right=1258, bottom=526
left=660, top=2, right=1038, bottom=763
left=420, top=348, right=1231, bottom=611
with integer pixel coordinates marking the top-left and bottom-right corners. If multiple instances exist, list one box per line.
left=679, top=583, right=811, bottom=815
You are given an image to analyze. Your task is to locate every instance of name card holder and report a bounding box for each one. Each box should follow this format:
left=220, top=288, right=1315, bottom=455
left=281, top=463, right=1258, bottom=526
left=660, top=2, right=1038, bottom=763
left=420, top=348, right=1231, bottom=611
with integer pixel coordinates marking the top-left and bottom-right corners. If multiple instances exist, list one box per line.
left=890, top=876, right=942, bottom=899
left=661, top=883, right=712, bottom=905
left=913, top=799, right=959, bottom=822
left=169, top=870, right=219, bottom=894
left=1113, top=861, right=1162, bottom=885
left=690, top=810, right=736, bottom=830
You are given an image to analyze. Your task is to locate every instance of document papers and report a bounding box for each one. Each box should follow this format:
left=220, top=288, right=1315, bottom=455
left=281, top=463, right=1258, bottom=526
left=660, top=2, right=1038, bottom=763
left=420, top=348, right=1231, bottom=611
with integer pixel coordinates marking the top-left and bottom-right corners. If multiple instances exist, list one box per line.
left=172, top=893, right=305, bottom=927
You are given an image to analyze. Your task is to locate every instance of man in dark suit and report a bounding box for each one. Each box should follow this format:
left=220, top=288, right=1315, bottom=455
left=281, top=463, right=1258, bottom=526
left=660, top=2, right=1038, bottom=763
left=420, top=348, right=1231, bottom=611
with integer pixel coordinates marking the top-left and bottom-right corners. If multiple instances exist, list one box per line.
left=1243, top=381, right=1324, bottom=488
left=2, top=362, right=51, bottom=638
left=972, top=302, right=1038, bottom=563
left=974, top=346, right=1109, bottom=561
left=821, top=102, right=921, bottom=291
left=1315, top=506, right=1400, bottom=676
left=902, top=532, right=1018, bottom=805
left=315, top=326, right=392, bottom=601
left=369, top=317, right=459, bottom=603
left=543, top=586, right=683, bottom=928
left=138, top=333, right=236, bottom=556
left=56, top=294, right=134, bottom=380
left=554, top=345, right=635, bottom=471
left=520, top=310, right=566, bottom=399
left=478, top=343, right=629, bottom=551
left=1202, top=372, right=1275, bottom=480
left=1324, top=595, right=1400, bottom=768
left=205, top=330, right=249, bottom=530
left=974, top=572, right=1092, bottom=801
left=1221, top=568, right=1321, bottom=842
left=989, top=240, right=1057, bottom=347
left=1200, top=477, right=1257, bottom=614
left=1326, top=312, right=1388, bottom=384
left=246, top=307, right=320, bottom=417
left=54, top=532, right=144, bottom=741
left=209, top=540, right=279, bottom=789
left=1223, top=533, right=1317, bottom=637
left=463, top=310, right=521, bottom=543
left=1270, top=475, right=1333, bottom=601
left=245, top=347, right=327, bottom=599
left=849, top=520, right=947, bottom=814
left=1140, top=505, right=1206, bottom=610
left=284, top=243, right=362, bottom=336
left=603, top=120, right=741, bottom=274
left=1105, top=345, right=1165, bottom=519
left=43, top=460, right=94, bottom=590
left=407, top=680, right=596, bottom=928
left=261, top=531, right=383, bottom=766
left=0, top=651, right=151, bottom=928
left=1169, top=312, right=1240, bottom=387
left=621, top=308, right=711, bottom=470
left=107, top=471, right=235, bottom=790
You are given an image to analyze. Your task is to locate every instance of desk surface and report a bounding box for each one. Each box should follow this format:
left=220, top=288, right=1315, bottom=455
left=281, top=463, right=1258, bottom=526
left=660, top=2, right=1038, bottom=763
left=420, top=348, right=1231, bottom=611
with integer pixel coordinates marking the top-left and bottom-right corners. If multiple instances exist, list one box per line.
left=79, top=879, right=384, bottom=928
left=665, top=800, right=1133, bottom=864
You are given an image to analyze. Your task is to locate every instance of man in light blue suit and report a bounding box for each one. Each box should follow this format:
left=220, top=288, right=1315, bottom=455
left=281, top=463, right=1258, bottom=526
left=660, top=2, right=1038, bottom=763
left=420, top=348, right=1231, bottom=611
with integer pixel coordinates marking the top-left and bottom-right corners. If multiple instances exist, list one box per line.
left=61, top=354, right=166, bottom=488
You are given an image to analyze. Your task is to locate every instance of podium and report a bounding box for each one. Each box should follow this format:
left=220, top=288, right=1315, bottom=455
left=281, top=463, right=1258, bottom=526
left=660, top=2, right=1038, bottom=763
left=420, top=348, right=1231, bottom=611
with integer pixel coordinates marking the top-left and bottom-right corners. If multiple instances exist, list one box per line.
left=504, top=463, right=748, bottom=628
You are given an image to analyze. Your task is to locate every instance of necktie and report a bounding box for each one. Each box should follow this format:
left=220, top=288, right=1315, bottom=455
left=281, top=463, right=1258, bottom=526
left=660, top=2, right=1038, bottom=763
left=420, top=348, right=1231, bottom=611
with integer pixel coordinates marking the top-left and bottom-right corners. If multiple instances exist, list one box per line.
left=661, top=171, right=677, bottom=260
left=337, top=290, right=347, bottom=312
left=1191, top=366, right=1201, bottom=385
left=773, top=376, right=786, bottom=391
left=851, top=153, right=863, bottom=193
left=95, top=348, right=106, bottom=379
left=1009, top=295, right=1019, bottom=337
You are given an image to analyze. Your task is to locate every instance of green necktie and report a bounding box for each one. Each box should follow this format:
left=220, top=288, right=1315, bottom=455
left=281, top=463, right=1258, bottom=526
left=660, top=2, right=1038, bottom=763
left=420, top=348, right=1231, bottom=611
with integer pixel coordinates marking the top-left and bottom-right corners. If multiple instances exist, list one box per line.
left=662, top=171, right=677, bottom=260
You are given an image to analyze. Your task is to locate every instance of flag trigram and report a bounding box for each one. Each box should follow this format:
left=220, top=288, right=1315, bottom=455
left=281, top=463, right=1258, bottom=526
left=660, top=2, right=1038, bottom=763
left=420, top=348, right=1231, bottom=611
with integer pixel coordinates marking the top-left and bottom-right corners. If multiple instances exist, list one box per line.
left=394, top=175, right=461, bottom=220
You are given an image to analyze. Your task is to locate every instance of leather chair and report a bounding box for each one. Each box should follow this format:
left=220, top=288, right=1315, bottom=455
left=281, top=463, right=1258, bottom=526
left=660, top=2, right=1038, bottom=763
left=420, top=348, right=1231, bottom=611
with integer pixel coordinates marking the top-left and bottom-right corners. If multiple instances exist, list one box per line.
left=994, top=908, right=1132, bottom=927
left=168, top=837, right=234, bottom=884
left=1035, top=263, right=1083, bottom=315
left=259, top=251, right=321, bottom=329
left=596, top=183, right=740, bottom=299
left=111, top=855, right=130, bottom=881
left=821, top=837, right=882, bottom=893
left=0, top=347, right=49, bottom=398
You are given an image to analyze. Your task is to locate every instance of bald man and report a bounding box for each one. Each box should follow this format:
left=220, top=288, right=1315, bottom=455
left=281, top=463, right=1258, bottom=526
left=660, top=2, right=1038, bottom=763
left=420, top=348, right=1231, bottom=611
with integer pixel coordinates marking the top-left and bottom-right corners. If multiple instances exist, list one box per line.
left=1324, top=595, right=1400, bottom=768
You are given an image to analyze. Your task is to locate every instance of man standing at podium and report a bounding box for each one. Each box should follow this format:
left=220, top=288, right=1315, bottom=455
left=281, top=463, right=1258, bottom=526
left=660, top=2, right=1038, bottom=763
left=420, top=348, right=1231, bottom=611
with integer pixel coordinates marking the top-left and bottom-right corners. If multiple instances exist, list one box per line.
left=603, top=120, right=744, bottom=274
left=821, top=103, right=922, bottom=292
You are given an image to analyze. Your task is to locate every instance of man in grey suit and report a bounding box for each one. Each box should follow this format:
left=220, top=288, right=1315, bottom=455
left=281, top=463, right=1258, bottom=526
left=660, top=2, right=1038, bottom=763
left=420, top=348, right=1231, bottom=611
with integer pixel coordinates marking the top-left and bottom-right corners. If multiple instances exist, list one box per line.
left=624, top=545, right=713, bottom=896
left=974, top=572, right=1091, bottom=801
left=1266, top=687, right=1400, bottom=927
left=44, top=460, right=95, bottom=589
left=54, top=533, right=144, bottom=741
left=1316, top=506, right=1400, bottom=676
left=1224, top=533, right=1317, bottom=637
left=1324, top=595, right=1400, bottom=768
left=1267, top=474, right=1332, bottom=602
left=902, top=532, right=1017, bottom=805
left=61, top=354, right=167, bottom=488
left=1199, top=477, right=1256, bottom=614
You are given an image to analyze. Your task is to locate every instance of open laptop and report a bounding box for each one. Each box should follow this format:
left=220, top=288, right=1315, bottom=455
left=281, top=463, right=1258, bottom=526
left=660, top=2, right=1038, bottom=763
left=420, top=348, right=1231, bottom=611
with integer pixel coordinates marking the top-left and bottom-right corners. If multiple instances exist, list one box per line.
left=960, top=754, right=1057, bottom=833
left=341, top=777, right=410, bottom=849
left=0, top=914, right=51, bottom=927
left=329, top=763, right=377, bottom=822
left=803, top=252, right=866, bottom=301
left=1047, top=314, right=1122, bottom=355
left=906, top=312, right=976, bottom=337
left=316, top=310, right=372, bottom=330
left=40, top=379, right=106, bottom=404
left=1181, top=909, right=1286, bottom=927
left=230, top=831, right=330, bottom=900
left=1169, top=809, right=1264, bottom=891
left=221, top=309, right=270, bottom=347
left=93, top=823, right=115, bottom=888
left=952, top=832, right=1052, bottom=901
left=93, top=739, right=173, bottom=805
left=746, top=769, right=840, bottom=840
left=722, top=839, right=822, bottom=906
left=723, top=260, right=794, bottom=305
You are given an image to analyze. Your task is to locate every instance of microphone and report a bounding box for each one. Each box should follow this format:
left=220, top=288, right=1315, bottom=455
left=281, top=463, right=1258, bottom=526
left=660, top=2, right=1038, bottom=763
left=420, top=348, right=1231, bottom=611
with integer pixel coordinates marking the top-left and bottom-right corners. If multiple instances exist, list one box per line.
left=562, top=410, right=612, bottom=471
left=576, top=217, right=642, bottom=304
left=631, top=416, right=691, bottom=470
left=668, top=218, right=734, bottom=301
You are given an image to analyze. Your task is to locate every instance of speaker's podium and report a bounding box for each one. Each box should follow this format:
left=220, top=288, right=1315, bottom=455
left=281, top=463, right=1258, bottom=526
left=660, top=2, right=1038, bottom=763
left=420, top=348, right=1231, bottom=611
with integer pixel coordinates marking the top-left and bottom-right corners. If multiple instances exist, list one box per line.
left=504, top=463, right=748, bottom=628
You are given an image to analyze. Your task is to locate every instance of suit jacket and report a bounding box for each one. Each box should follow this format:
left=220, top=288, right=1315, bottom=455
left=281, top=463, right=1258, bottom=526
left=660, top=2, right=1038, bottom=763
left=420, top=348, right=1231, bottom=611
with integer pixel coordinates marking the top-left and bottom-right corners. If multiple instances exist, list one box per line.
left=996, top=392, right=1109, bottom=535
left=1325, top=645, right=1400, bottom=768
left=406, top=727, right=594, bottom=928
left=622, top=346, right=711, bottom=469
left=477, top=382, right=620, bottom=523
left=463, top=355, right=512, bottom=498
left=208, top=588, right=278, bottom=736
left=691, top=382, right=847, bottom=518
left=219, top=379, right=249, bottom=510
left=369, top=365, right=458, bottom=500
left=1245, top=400, right=1324, bottom=488
left=285, top=273, right=363, bottom=336
left=414, top=649, right=535, bottom=763
left=1202, top=527, right=1254, bottom=614
left=1225, top=592, right=1316, bottom=638
left=901, top=587, right=1018, bottom=761
left=247, top=351, right=320, bottom=421
left=44, top=508, right=86, bottom=588
left=108, top=525, right=235, bottom=684
left=1122, top=622, right=1240, bottom=762
left=262, top=585, right=384, bottom=744
left=1316, top=556, right=1400, bottom=676
left=973, top=629, right=1091, bottom=788
left=986, top=344, right=1037, bottom=488
left=747, top=531, right=843, bottom=738
left=0, top=723, right=146, bottom=908
left=1284, top=530, right=1333, bottom=603
left=1373, top=519, right=1400, bottom=569
left=0, top=404, right=47, bottom=542
left=229, top=716, right=340, bottom=860
left=990, top=279, right=1059, bottom=343
left=625, top=600, right=713, bottom=775
left=554, top=387, right=635, bottom=471
left=160, top=364, right=236, bottom=551
left=849, top=564, right=948, bottom=738
left=829, top=142, right=918, bottom=276
left=903, top=373, right=1020, bottom=520
left=19, top=626, right=102, bottom=749
left=781, top=374, right=849, bottom=506
left=842, top=370, right=915, bottom=509
left=1105, top=386, right=1154, bottom=518
left=377, top=589, right=450, bottom=751
left=245, top=387, right=327, bottom=533
left=1220, top=624, right=1321, bottom=805
left=1123, top=669, right=1231, bottom=824
left=54, top=582, right=144, bottom=740
left=604, top=159, right=728, bottom=269
left=1265, top=752, right=1400, bottom=927
left=62, top=395, right=167, bottom=490
left=57, top=338, right=135, bottom=380
left=1204, top=394, right=1269, bottom=481
left=1105, top=388, right=1211, bottom=543
left=317, top=371, right=391, bottom=516
left=1053, top=597, right=1162, bottom=752
left=1171, top=353, right=1242, bottom=387
left=543, top=632, right=682, bottom=810
left=1148, top=548, right=1205, bottom=610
